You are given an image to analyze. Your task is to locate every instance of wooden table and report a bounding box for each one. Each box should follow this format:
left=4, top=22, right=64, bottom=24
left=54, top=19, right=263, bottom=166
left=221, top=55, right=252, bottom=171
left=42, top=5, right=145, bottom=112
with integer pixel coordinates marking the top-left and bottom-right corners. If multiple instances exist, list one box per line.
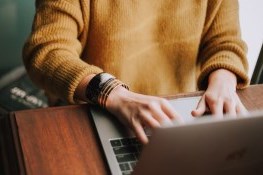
left=1, top=85, right=263, bottom=175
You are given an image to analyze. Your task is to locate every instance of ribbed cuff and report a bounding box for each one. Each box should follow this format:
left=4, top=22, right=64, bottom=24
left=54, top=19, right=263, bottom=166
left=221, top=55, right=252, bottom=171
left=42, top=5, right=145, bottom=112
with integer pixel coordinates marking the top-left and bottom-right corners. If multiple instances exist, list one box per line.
left=39, top=56, right=103, bottom=104
left=198, top=54, right=250, bottom=90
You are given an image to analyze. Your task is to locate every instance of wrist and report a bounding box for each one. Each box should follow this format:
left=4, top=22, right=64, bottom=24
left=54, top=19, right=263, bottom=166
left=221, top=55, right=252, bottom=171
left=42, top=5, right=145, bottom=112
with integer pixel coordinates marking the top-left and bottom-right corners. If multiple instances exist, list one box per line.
left=85, top=72, right=129, bottom=108
left=105, top=85, right=130, bottom=109
left=208, top=69, right=237, bottom=88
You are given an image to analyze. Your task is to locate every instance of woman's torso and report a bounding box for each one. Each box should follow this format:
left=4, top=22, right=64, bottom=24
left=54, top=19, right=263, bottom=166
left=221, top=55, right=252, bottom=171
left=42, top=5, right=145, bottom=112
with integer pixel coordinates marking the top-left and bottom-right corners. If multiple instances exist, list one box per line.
left=83, top=0, right=208, bottom=95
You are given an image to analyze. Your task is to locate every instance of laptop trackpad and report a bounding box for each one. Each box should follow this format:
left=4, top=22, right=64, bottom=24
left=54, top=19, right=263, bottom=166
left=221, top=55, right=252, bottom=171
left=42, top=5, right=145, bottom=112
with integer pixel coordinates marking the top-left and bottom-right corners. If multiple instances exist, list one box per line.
left=169, top=96, right=201, bottom=122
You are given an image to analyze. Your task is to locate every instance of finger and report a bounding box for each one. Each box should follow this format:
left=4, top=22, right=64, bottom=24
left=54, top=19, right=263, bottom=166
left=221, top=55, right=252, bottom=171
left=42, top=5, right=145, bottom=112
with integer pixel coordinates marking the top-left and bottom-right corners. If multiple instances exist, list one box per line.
left=206, top=97, right=224, bottom=118
left=140, top=111, right=161, bottom=128
left=235, top=94, right=248, bottom=115
left=223, top=100, right=236, bottom=117
left=236, top=100, right=248, bottom=115
left=191, top=95, right=206, bottom=117
left=132, top=122, right=149, bottom=144
left=151, top=108, right=173, bottom=127
left=160, top=99, right=184, bottom=123
left=236, top=105, right=247, bottom=115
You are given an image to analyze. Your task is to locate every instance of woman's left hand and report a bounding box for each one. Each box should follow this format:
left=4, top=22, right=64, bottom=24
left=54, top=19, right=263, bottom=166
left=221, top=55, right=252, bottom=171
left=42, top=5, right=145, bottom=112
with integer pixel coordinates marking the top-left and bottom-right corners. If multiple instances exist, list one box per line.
left=192, top=69, right=247, bottom=117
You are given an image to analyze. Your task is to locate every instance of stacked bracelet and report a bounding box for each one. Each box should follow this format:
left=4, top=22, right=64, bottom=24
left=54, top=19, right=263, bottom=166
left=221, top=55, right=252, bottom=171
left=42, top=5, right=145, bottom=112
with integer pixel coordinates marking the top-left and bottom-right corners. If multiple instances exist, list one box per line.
left=85, top=73, right=129, bottom=108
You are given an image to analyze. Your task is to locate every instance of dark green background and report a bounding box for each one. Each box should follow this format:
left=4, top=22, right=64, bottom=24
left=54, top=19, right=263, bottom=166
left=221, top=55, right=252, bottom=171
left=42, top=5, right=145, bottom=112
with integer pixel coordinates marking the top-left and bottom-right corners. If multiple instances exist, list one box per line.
left=0, top=1, right=35, bottom=174
left=0, top=0, right=35, bottom=75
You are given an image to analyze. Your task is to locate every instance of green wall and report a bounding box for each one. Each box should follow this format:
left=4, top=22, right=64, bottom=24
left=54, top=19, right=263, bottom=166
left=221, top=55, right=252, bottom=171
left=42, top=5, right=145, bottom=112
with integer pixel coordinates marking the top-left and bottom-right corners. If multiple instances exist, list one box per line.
left=0, top=0, right=35, bottom=75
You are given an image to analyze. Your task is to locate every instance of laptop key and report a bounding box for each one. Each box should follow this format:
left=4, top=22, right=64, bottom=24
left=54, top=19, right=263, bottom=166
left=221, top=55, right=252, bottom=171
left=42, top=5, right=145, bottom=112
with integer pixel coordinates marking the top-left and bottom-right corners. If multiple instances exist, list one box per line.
left=116, top=154, right=136, bottom=163
left=121, top=138, right=132, bottom=146
left=129, top=162, right=137, bottom=170
left=110, top=138, right=142, bottom=173
left=122, top=171, right=131, bottom=175
left=119, top=163, right=131, bottom=171
left=130, top=138, right=140, bottom=145
left=110, top=139, right=122, bottom=147
left=113, top=146, right=137, bottom=155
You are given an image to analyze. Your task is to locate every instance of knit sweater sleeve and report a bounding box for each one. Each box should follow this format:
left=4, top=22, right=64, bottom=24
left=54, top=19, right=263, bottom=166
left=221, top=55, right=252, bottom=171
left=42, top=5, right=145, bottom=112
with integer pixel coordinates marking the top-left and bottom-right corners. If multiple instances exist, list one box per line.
left=22, top=0, right=102, bottom=104
left=197, top=0, right=249, bottom=90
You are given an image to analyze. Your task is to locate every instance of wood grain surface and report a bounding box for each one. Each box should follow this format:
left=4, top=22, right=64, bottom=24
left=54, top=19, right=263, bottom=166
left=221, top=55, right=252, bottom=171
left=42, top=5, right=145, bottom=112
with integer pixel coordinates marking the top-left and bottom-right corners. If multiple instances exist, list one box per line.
left=2, top=84, right=263, bottom=175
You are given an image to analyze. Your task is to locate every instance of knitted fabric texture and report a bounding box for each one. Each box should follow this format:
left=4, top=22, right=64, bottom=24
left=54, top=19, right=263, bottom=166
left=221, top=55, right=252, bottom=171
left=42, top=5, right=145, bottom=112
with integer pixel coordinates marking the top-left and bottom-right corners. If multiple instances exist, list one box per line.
left=23, top=0, right=249, bottom=103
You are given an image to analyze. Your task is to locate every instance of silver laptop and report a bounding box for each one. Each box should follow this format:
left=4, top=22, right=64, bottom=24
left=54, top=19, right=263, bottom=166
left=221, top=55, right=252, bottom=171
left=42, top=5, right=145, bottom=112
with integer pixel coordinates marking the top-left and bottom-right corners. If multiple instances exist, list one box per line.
left=89, top=96, right=263, bottom=175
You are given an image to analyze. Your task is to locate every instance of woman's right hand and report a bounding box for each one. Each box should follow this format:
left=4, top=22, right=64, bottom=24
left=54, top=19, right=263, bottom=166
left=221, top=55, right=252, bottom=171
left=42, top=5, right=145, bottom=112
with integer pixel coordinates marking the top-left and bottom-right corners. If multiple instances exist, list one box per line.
left=106, top=86, right=183, bottom=144
left=75, top=74, right=182, bottom=144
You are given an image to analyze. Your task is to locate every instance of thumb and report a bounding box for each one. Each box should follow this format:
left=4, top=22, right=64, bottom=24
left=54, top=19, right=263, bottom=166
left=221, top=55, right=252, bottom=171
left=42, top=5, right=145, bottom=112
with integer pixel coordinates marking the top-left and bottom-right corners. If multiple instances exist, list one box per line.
left=191, top=95, right=206, bottom=117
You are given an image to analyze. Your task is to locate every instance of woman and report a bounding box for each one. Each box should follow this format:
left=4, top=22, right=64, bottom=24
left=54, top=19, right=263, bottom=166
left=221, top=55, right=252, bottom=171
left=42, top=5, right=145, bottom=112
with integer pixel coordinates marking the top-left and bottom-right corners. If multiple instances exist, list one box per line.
left=23, top=0, right=249, bottom=144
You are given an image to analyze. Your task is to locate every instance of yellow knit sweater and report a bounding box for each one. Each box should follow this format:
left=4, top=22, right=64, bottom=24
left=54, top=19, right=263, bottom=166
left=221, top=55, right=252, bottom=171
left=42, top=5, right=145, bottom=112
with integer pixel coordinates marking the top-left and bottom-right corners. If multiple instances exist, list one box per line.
left=23, top=0, right=249, bottom=104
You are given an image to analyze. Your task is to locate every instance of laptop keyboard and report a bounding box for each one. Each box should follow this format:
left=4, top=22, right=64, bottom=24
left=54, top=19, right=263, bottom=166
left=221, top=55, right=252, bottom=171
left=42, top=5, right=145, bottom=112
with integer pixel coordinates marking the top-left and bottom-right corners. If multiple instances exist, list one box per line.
left=110, top=137, right=143, bottom=175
